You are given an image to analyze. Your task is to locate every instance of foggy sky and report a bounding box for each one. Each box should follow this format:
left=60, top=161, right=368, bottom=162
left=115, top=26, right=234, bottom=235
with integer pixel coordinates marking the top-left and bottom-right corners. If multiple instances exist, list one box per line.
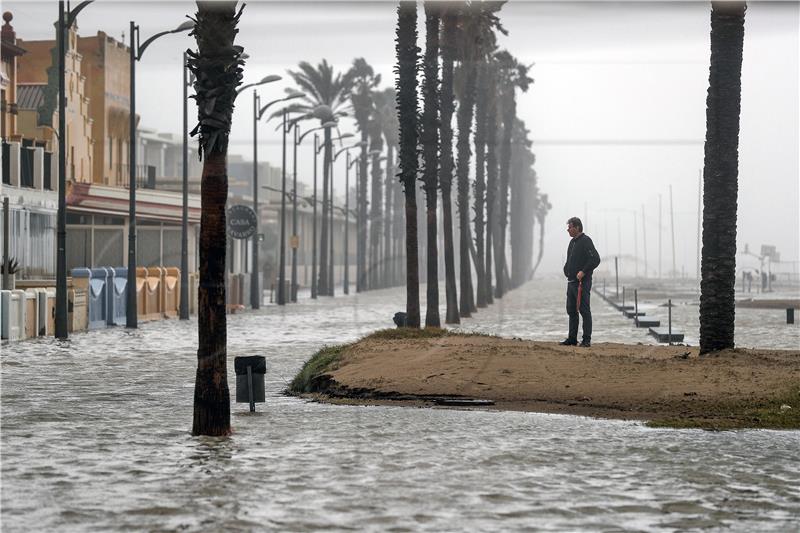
left=6, top=0, right=799, bottom=276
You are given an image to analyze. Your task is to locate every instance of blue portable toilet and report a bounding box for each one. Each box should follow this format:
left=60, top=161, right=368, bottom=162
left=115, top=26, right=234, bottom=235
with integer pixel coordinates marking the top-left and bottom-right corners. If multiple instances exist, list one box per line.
left=107, top=267, right=127, bottom=326
left=88, top=267, right=109, bottom=329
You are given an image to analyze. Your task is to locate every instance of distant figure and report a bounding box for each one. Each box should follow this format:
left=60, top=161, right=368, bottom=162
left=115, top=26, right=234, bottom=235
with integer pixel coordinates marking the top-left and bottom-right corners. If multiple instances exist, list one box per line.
left=393, top=312, right=408, bottom=328
left=560, top=217, right=601, bottom=347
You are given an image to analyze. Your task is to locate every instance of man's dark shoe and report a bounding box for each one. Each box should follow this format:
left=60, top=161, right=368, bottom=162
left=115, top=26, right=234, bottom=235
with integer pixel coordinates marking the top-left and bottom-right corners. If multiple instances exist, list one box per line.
left=559, top=339, right=578, bottom=346
left=579, top=341, right=591, bottom=347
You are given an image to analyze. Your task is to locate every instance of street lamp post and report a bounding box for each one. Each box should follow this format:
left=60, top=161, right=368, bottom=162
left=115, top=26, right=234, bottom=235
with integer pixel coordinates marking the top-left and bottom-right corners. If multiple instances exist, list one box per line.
left=291, top=123, right=298, bottom=302
left=55, top=0, right=93, bottom=339
left=126, top=19, right=193, bottom=329
left=333, top=140, right=365, bottom=295
left=296, top=122, right=335, bottom=299
left=180, top=52, right=191, bottom=320
left=243, top=77, right=281, bottom=311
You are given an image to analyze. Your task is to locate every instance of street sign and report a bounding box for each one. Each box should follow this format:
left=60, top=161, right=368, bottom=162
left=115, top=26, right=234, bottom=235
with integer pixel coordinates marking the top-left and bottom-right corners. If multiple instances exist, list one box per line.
left=290, top=235, right=299, bottom=249
left=227, top=205, right=257, bottom=239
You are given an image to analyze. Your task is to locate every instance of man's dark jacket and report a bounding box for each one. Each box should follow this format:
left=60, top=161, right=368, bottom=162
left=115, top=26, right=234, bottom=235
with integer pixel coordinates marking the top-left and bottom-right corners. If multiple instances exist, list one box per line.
left=563, top=233, right=601, bottom=281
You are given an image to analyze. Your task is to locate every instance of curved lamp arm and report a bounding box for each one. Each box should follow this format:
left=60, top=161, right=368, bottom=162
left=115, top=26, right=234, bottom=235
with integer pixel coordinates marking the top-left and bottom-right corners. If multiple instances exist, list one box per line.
left=236, top=74, right=282, bottom=95
left=137, top=20, right=193, bottom=60
left=258, top=92, right=305, bottom=120
left=66, top=0, right=94, bottom=28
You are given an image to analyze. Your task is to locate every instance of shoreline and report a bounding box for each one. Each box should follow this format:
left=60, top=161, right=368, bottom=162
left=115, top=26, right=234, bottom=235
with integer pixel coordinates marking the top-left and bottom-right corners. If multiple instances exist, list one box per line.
left=288, top=329, right=800, bottom=430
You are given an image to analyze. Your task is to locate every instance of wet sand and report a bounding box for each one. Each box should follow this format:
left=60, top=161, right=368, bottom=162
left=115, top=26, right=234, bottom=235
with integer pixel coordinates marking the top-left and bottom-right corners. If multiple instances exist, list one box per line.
left=294, top=331, right=800, bottom=429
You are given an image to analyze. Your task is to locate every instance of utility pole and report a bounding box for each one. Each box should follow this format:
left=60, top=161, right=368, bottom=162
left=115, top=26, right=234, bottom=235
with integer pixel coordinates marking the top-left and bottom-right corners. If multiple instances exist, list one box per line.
left=641, top=204, right=647, bottom=278
left=669, top=184, right=676, bottom=279
left=658, top=193, right=662, bottom=280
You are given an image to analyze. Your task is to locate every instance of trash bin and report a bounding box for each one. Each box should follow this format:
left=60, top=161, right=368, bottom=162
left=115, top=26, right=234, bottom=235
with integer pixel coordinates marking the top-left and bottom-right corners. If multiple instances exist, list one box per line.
left=23, top=289, right=38, bottom=339
left=107, top=267, right=127, bottom=326
left=88, top=267, right=109, bottom=329
left=234, top=356, right=266, bottom=411
left=162, top=267, right=179, bottom=318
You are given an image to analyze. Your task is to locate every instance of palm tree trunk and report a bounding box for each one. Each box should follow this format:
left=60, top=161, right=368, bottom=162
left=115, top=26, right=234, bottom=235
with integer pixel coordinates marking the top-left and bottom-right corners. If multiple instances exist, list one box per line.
left=484, top=74, right=498, bottom=305
left=397, top=0, right=420, bottom=328
left=357, top=139, right=368, bottom=292
left=383, top=145, right=394, bottom=288
left=473, top=63, right=488, bottom=307
left=455, top=57, right=477, bottom=317
left=495, top=88, right=513, bottom=298
left=439, top=7, right=459, bottom=324
left=189, top=0, right=243, bottom=437
left=699, top=1, right=745, bottom=354
left=318, top=127, right=331, bottom=295
left=422, top=2, right=441, bottom=327
left=369, top=135, right=383, bottom=290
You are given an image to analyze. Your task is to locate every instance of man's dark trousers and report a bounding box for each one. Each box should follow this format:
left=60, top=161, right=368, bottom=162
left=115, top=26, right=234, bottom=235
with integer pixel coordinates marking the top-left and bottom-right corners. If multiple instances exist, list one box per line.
left=566, top=277, right=592, bottom=343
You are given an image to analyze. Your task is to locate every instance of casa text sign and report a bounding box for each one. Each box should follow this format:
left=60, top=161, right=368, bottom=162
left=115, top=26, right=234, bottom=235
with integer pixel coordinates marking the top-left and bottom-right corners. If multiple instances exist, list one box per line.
left=227, top=205, right=257, bottom=239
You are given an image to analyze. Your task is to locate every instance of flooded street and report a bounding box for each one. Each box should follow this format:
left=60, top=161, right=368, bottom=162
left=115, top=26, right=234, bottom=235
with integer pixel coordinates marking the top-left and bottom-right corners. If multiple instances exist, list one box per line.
left=2, top=279, right=799, bottom=531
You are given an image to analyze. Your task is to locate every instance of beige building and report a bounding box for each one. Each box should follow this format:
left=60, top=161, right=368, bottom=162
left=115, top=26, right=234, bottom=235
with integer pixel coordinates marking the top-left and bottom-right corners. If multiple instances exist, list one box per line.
left=17, top=22, right=94, bottom=185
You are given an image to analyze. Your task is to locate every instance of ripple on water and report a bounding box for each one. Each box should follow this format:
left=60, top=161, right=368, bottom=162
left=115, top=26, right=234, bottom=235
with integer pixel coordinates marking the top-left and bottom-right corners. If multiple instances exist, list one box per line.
left=2, top=280, right=799, bottom=531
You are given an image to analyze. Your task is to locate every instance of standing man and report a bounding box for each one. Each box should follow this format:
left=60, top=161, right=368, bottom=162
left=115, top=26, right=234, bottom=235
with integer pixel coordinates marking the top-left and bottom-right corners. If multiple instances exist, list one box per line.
left=561, top=217, right=601, bottom=347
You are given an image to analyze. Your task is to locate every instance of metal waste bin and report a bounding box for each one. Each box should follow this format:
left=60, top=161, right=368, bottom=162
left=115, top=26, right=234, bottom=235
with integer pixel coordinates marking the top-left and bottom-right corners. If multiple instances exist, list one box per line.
left=234, top=356, right=266, bottom=411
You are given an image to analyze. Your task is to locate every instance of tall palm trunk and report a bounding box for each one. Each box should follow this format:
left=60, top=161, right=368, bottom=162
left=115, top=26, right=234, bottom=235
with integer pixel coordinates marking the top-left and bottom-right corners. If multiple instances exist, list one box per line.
left=396, top=0, right=420, bottom=328
left=472, top=62, right=489, bottom=307
left=455, top=56, right=477, bottom=318
left=699, top=1, right=745, bottom=354
left=422, top=2, right=440, bottom=327
left=318, top=127, right=331, bottom=295
left=439, top=7, right=459, bottom=323
left=369, top=122, right=384, bottom=290
left=189, top=0, right=243, bottom=437
left=392, top=148, right=405, bottom=286
left=484, top=73, right=498, bottom=305
left=495, top=86, right=513, bottom=298
left=383, top=145, right=394, bottom=288
left=357, top=138, right=368, bottom=292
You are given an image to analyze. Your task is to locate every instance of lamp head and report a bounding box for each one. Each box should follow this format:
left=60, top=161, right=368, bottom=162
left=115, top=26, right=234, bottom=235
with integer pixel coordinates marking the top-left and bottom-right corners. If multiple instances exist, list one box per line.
left=175, top=20, right=195, bottom=32
left=261, top=74, right=282, bottom=84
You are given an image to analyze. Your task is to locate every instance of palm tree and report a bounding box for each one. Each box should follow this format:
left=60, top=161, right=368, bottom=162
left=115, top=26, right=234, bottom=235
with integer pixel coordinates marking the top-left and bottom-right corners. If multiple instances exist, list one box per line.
left=422, top=2, right=441, bottom=327
left=453, top=1, right=505, bottom=316
left=349, top=58, right=379, bottom=292
left=367, top=111, right=384, bottom=289
left=373, top=88, right=399, bottom=289
left=494, top=49, right=532, bottom=298
left=188, top=0, right=244, bottom=437
left=484, top=59, right=499, bottom=304
left=509, top=118, right=537, bottom=287
left=284, top=60, right=354, bottom=296
left=396, top=0, right=420, bottom=328
left=438, top=4, right=460, bottom=324
left=699, top=1, right=746, bottom=354
left=530, top=192, right=550, bottom=278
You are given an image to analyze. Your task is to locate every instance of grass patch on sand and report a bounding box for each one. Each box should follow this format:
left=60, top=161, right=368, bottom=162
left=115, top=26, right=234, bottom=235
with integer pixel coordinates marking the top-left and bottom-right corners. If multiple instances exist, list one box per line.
left=288, top=328, right=489, bottom=395
left=288, top=344, right=349, bottom=394
left=647, top=386, right=800, bottom=430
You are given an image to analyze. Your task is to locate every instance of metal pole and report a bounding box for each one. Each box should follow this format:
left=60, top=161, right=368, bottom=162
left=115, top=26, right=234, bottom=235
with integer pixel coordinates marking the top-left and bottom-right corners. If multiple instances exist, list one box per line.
left=641, top=204, right=647, bottom=279
left=669, top=184, right=676, bottom=279
left=3, top=197, right=9, bottom=291
left=615, top=256, right=619, bottom=298
left=633, top=211, right=638, bottom=278
left=278, top=109, right=287, bottom=305
left=251, top=90, right=260, bottom=309
left=329, top=158, right=335, bottom=296
left=55, top=1, right=68, bottom=338
left=311, top=134, right=318, bottom=299
left=668, top=298, right=672, bottom=346
left=658, top=193, right=662, bottom=280
left=291, top=123, right=298, bottom=302
left=634, top=289, right=638, bottom=327
left=343, top=150, right=350, bottom=294
left=179, top=51, right=189, bottom=320
left=126, top=21, right=138, bottom=328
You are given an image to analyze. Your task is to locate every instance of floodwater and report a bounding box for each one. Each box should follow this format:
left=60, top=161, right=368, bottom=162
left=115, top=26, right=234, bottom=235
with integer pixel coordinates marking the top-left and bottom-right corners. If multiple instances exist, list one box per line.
left=2, top=278, right=799, bottom=531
